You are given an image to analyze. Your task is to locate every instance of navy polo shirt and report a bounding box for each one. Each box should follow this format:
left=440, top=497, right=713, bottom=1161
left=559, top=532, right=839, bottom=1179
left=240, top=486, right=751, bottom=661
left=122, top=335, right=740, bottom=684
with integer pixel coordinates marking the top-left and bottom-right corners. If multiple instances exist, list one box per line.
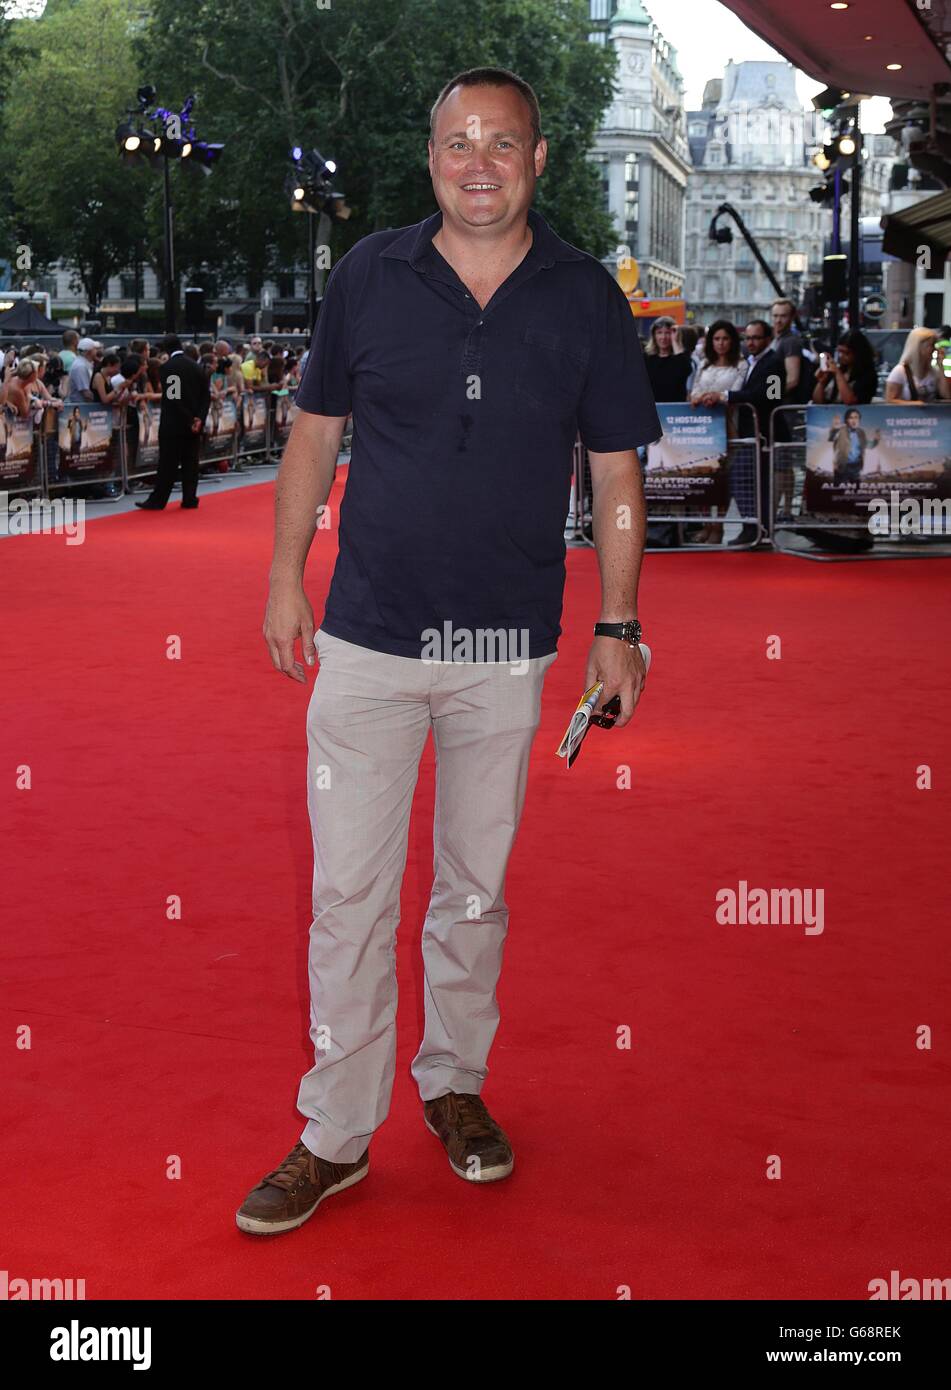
left=295, top=205, right=661, bottom=660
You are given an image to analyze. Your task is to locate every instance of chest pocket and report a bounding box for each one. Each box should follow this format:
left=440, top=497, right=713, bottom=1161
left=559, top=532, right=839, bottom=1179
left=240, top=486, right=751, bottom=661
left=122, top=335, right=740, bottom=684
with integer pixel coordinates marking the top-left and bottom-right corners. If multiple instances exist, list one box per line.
left=516, top=325, right=589, bottom=415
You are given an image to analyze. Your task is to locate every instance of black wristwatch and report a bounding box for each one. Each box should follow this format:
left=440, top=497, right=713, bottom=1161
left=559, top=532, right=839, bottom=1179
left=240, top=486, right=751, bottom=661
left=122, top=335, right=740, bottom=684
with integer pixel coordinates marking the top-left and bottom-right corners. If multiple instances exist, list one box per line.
left=594, top=619, right=642, bottom=647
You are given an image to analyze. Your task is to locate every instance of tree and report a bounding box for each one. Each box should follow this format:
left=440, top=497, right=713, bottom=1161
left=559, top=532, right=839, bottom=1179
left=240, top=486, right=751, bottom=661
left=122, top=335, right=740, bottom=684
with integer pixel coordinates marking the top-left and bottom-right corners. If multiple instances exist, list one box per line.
left=0, top=0, right=151, bottom=312
left=137, top=0, right=618, bottom=289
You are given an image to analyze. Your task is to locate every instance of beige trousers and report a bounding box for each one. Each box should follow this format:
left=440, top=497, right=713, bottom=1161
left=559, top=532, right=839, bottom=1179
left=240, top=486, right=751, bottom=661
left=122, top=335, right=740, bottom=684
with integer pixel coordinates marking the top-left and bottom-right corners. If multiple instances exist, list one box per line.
left=296, top=627, right=558, bottom=1163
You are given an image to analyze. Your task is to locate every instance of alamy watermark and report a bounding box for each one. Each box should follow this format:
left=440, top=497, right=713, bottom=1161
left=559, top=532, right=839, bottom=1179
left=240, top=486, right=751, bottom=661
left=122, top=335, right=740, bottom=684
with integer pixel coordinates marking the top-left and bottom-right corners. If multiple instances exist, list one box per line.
left=420, top=622, right=531, bottom=672
left=715, top=880, right=825, bottom=935
left=867, top=489, right=951, bottom=537
left=1, top=491, right=85, bottom=544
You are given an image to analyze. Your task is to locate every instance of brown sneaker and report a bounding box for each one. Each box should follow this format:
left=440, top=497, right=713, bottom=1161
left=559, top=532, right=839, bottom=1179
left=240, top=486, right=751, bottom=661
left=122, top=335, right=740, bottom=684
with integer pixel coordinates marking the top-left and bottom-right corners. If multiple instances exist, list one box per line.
left=236, top=1140, right=369, bottom=1236
left=423, top=1092, right=514, bottom=1183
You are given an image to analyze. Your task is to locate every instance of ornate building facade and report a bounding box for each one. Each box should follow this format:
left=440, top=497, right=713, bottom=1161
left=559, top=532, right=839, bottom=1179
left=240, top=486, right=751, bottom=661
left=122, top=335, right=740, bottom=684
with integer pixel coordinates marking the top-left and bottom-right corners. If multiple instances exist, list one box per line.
left=684, top=61, right=831, bottom=327
left=589, top=0, right=689, bottom=300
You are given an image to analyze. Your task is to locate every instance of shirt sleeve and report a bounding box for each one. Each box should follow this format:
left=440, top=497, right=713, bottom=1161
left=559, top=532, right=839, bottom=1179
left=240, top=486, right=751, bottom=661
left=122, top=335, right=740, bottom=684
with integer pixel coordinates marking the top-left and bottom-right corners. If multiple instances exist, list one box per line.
left=295, top=260, right=352, bottom=417
left=576, top=273, right=662, bottom=452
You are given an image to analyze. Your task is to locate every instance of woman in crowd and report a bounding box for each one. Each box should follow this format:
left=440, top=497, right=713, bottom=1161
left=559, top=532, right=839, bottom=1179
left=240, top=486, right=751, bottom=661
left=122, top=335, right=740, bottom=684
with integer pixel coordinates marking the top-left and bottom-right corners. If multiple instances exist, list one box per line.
left=643, top=315, right=692, bottom=402
left=690, top=319, right=746, bottom=403
left=686, top=320, right=746, bottom=546
left=885, top=327, right=951, bottom=403
left=812, top=331, right=878, bottom=405
left=90, top=350, right=131, bottom=407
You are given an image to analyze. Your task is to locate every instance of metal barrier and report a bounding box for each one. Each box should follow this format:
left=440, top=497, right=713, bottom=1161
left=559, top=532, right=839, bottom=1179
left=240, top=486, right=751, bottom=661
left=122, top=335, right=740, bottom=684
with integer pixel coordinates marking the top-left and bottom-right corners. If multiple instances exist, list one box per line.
left=2, top=387, right=276, bottom=501
left=568, top=402, right=762, bottom=550
left=770, top=404, right=951, bottom=560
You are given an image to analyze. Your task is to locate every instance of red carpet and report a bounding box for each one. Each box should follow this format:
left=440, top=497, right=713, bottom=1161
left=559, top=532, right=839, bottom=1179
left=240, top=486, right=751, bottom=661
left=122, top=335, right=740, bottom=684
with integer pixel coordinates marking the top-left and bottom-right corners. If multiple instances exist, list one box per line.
left=3, top=478, right=950, bottom=1300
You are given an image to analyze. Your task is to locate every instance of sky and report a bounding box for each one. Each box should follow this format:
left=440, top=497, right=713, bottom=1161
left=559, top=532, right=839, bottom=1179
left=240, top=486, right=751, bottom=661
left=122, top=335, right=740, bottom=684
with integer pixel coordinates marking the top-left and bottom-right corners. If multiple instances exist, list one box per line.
left=645, top=0, right=892, bottom=133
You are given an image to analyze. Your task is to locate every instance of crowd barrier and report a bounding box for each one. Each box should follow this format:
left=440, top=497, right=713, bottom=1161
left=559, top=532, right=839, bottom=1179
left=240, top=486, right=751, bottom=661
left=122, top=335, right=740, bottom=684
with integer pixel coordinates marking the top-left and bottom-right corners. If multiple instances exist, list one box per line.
left=770, top=403, right=951, bottom=560
left=568, top=402, right=762, bottom=550
left=0, top=387, right=299, bottom=499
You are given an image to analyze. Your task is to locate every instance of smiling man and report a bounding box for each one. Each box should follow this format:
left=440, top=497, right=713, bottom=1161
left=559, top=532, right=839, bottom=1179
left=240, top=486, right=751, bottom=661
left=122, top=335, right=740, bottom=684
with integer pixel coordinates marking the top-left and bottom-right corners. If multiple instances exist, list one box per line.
left=236, top=67, right=661, bottom=1237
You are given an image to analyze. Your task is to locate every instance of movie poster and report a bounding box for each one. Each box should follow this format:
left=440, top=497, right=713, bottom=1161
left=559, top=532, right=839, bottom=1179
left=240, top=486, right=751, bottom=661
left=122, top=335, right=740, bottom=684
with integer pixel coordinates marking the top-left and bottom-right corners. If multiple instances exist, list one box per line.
left=271, top=388, right=298, bottom=451
left=135, top=400, right=162, bottom=472
left=240, top=392, right=268, bottom=452
left=57, top=403, right=118, bottom=477
left=640, top=405, right=729, bottom=508
left=804, top=405, right=951, bottom=517
left=202, top=396, right=238, bottom=464
left=0, top=408, right=36, bottom=484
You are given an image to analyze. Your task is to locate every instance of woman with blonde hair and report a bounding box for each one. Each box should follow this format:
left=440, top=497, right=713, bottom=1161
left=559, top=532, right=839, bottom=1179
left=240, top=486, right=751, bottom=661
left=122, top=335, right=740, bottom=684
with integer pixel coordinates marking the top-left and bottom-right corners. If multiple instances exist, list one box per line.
left=885, top=327, right=951, bottom=403
left=643, top=314, right=691, bottom=402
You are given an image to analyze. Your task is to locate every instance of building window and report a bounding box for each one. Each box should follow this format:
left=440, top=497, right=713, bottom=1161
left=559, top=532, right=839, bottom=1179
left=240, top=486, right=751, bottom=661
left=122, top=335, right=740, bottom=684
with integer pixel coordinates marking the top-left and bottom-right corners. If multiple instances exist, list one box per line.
left=624, top=154, right=639, bottom=245
left=277, top=273, right=296, bottom=298
left=589, top=0, right=610, bottom=17
left=120, top=271, right=143, bottom=299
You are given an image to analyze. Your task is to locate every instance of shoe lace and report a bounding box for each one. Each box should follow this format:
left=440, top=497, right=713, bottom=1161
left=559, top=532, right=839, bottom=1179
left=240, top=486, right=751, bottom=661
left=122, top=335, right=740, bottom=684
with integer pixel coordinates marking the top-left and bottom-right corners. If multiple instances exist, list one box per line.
left=448, top=1093, right=502, bottom=1141
left=262, top=1142, right=319, bottom=1192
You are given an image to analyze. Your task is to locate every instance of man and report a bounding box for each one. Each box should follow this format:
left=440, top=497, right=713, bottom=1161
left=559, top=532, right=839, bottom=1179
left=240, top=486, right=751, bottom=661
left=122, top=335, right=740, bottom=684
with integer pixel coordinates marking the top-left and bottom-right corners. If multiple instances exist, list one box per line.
left=700, top=320, right=783, bottom=545
left=236, top=66, right=660, bottom=1237
left=134, top=332, right=210, bottom=510
left=827, top=408, right=880, bottom=481
left=241, top=348, right=270, bottom=388
left=3, top=358, right=41, bottom=418
left=60, top=329, right=79, bottom=372
left=770, top=298, right=804, bottom=401
left=66, top=337, right=101, bottom=402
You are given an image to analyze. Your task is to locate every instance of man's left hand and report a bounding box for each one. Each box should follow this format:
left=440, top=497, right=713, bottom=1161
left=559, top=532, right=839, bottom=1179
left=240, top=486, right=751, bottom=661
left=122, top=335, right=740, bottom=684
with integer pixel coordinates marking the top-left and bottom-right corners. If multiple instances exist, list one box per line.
left=585, top=635, right=647, bottom=730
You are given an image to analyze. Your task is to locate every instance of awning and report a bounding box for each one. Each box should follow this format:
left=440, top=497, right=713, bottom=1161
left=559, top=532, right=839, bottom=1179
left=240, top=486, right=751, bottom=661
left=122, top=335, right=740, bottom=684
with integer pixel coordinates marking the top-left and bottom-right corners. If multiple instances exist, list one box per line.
left=717, top=0, right=951, bottom=100
left=881, top=188, right=951, bottom=263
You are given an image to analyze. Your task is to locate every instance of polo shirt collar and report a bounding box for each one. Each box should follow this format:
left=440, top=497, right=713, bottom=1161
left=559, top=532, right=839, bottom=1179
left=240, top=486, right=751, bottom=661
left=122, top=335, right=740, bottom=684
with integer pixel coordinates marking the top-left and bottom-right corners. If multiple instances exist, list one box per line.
left=380, top=206, right=584, bottom=271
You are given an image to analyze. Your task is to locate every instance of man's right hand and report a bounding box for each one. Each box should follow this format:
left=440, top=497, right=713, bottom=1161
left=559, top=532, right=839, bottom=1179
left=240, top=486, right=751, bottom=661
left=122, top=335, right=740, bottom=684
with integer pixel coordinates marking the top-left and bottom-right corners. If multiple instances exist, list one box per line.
left=264, top=583, right=316, bottom=683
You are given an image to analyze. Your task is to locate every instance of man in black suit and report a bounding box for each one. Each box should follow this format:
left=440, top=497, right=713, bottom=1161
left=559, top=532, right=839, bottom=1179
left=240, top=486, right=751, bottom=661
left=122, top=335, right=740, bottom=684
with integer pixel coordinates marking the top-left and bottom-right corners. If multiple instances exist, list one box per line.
left=136, top=333, right=211, bottom=510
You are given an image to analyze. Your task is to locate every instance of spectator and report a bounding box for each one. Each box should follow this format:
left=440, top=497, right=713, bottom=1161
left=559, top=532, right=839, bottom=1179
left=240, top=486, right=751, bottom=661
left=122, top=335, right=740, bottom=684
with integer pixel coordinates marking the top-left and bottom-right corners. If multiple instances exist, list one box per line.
left=241, top=348, right=271, bottom=389
left=885, top=327, right=951, bottom=404
left=90, top=351, right=130, bottom=406
left=44, top=352, right=68, bottom=401
left=643, top=315, right=691, bottom=402
left=690, top=319, right=746, bottom=403
left=812, top=332, right=878, bottom=405
left=59, top=329, right=80, bottom=371
left=4, top=359, right=41, bottom=418
left=67, top=337, right=101, bottom=402
left=690, top=320, right=749, bottom=546
left=702, top=319, right=783, bottom=546
left=770, top=298, right=807, bottom=401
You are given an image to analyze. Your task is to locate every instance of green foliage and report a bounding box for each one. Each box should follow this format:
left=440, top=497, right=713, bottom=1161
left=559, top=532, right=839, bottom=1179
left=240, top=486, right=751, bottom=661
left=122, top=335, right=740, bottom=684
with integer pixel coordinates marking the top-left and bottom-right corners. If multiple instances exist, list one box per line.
left=0, top=0, right=150, bottom=306
left=0, top=0, right=618, bottom=305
